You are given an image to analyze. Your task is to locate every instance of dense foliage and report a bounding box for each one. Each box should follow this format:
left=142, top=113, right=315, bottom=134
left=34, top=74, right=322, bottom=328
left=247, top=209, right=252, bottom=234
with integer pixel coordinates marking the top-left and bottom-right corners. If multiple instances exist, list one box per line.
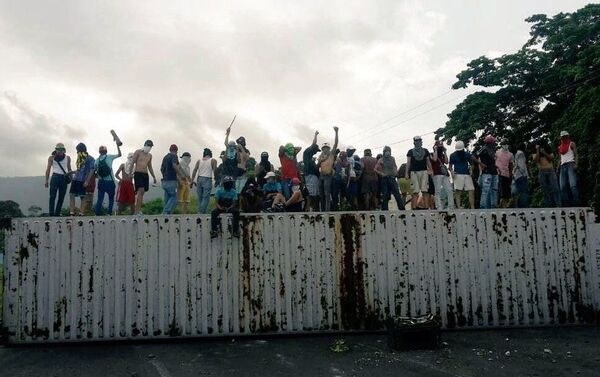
left=437, top=4, right=600, bottom=212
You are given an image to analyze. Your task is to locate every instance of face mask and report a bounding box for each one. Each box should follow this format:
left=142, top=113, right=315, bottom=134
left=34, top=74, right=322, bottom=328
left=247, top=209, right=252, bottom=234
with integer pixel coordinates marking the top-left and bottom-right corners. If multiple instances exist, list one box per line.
left=223, top=182, right=234, bottom=190
left=414, top=140, right=423, bottom=148
left=292, top=185, right=300, bottom=192
left=143, top=146, right=152, bottom=153
left=501, top=145, right=509, bottom=151
left=384, top=151, right=391, bottom=157
left=99, top=149, right=107, bottom=156
left=182, top=157, right=191, bottom=165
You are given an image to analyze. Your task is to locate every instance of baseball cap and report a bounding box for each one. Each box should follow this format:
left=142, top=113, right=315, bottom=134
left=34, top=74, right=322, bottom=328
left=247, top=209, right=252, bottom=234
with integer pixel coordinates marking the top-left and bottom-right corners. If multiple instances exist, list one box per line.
left=560, top=130, right=570, bottom=138
left=55, top=143, right=66, bottom=151
left=413, top=135, right=422, bottom=141
left=144, top=140, right=154, bottom=147
left=455, top=141, right=465, bottom=151
left=265, top=172, right=276, bottom=179
left=322, top=142, right=331, bottom=149
left=180, top=152, right=191, bottom=158
left=291, top=177, right=301, bottom=185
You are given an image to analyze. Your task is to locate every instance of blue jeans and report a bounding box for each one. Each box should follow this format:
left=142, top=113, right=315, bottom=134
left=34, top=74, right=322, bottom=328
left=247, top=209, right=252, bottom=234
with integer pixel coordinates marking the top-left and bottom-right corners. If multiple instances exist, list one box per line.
left=559, top=162, right=579, bottom=206
left=281, top=178, right=293, bottom=199
left=538, top=169, right=561, bottom=207
left=49, top=174, right=68, bottom=216
left=162, top=180, right=178, bottom=214
left=95, top=179, right=116, bottom=215
left=197, top=177, right=212, bottom=214
left=514, top=176, right=529, bottom=208
left=480, top=174, right=498, bottom=209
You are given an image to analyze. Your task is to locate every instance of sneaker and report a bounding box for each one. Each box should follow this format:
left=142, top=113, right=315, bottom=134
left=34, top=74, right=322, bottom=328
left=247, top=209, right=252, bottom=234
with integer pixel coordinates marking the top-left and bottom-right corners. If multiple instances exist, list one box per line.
left=232, top=230, right=240, bottom=238
left=210, top=231, right=218, bottom=239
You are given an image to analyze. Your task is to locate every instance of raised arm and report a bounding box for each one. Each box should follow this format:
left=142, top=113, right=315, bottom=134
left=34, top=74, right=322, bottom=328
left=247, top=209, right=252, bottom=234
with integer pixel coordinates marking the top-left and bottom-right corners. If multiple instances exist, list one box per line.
left=332, top=126, right=339, bottom=152
left=225, top=127, right=231, bottom=147
left=116, top=143, right=122, bottom=158
left=312, top=130, right=319, bottom=146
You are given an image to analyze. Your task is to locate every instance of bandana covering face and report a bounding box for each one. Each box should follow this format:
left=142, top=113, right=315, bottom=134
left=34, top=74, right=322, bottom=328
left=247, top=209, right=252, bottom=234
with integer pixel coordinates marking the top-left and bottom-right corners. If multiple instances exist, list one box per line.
left=284, top=143, right=295, bottom=159
left=76, top=151, right=88, bottom=170
left=143, top=146, right=152, bottom=153
left=227, top=142, right=237, bottom=160
left=559, top=137, right=572, bottom=155
left=382, top=146, right=395, bottom=175
left=412, top=139, right=426, bottom=161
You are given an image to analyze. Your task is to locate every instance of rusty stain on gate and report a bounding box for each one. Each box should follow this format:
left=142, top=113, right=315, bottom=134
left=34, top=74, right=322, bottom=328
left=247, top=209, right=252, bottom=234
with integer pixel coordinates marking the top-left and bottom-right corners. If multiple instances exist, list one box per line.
left=2, top=208, right=599, bottom=343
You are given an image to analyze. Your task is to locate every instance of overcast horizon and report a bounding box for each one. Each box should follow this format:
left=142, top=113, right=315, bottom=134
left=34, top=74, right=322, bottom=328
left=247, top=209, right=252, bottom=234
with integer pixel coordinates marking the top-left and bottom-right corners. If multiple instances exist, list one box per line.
left=0, top=0, right=591, bottom=177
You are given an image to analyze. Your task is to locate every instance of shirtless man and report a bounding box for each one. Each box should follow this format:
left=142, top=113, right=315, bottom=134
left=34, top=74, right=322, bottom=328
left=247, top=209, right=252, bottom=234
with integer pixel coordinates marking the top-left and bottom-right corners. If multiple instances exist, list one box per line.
left=132, top=140, right=157, bottom=214
left=317, top=126, right=339, bottom=211
left=115, top=153, right=136, bottom=214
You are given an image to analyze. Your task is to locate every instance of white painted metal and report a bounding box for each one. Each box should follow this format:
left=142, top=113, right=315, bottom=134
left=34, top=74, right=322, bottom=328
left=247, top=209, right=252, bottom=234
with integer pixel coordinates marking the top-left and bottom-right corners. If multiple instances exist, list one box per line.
left=2, top=208, right=598, bottom=343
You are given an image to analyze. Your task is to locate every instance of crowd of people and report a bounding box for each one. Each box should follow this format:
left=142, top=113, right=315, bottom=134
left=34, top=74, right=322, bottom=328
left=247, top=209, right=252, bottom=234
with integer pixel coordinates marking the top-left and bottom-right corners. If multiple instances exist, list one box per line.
left=44, top=126, right=580, bottom=238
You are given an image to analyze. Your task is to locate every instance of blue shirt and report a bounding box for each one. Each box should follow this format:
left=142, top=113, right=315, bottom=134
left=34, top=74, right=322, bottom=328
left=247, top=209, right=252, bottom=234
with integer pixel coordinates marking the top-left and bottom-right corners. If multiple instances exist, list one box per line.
left=449, top=151, right=472, bottom=175
left=94, top=154, right=119, bottom=181
left=263, top=181, right=282, bottom=193
left=74, top=155, right=95, bottom=182
left=215, top=187, right=238, bottom=206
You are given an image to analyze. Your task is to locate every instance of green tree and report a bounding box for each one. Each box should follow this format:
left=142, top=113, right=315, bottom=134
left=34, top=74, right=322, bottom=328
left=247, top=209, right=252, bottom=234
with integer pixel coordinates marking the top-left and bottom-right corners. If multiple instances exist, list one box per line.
left=437, top=4, right=600, bottom=211
left=0, top=200, right=24, bottom=218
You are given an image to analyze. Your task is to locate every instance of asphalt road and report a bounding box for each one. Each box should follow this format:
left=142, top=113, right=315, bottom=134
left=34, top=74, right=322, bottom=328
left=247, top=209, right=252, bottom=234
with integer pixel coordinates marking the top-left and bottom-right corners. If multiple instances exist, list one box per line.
left=1, top=327, right=599, bottom=377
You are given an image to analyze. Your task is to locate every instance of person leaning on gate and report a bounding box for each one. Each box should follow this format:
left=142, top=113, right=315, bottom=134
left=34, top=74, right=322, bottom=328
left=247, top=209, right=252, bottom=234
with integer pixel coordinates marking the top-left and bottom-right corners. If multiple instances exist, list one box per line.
left=94, top=142, right=122, bottom=215
left=476, top=135, right=499, bottom=209
left=534, top=140, right=561, bottom=207
left=45, top=143, right=73, bottom=216
left=448, top=141, right=475, bottom=209
left=211, top=176, right=240, bottom=238
left=557, top=130, right=579, bottom=206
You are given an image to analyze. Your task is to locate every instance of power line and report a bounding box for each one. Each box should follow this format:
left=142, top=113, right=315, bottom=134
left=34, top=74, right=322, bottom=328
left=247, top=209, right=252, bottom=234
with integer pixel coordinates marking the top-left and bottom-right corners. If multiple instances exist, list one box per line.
left=345, top=89, right=454, bottom=141
left=365, top=67, right=600, bottom=152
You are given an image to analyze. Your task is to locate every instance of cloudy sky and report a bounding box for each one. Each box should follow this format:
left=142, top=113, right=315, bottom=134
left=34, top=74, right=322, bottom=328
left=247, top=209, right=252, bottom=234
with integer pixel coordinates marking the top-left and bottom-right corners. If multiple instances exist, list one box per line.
left=0, top=0, right=590, bottom=177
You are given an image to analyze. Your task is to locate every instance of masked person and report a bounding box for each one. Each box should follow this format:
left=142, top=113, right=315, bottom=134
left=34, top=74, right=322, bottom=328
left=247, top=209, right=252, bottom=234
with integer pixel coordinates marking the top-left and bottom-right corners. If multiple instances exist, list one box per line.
left=332, top=150, right=351, bottom=210
left=240, top=178, right=263, bottom=213
left=177, top=152, right=192, bottom=214
left=476, top=135, right=499, bottom=209
left=235, top=136, right=251, bottom=193
left=512, top=143, right=529, bottom=208
left=405, top=136, right=431, bottom=210
left=69, top=143, right=95, bottom=215
left=430, top=138, right=454, bottom=210
left=285, top=178, right=305, bottom=212
left=360, top=149, right=378, bottom=210
left=348, top=153, right=361, bottom=210
left=262, top=171, right=285, bottom=210
left=45, top=143, right=73, bottom=216
left=449, top=141, right=475, bottom=209
left=191, top=148, right=218, bottom=214
left=255, top=151, right=274, bottom=188
left=94, top=142, right=122, bottom=215
left=222, top=138, right=239, bottom=186
left=375, top=146, right=405, bottom=210
left=495, top=141, right=514, bottom=208
left=160, top=144, right=187, bottom=215
left=558, top=130, right=579, bottom=206
left=211, top=176, right=240, bottom=238
left=317, top=127, right=339, bottom=211
left=534, top=141, right=561, bottom=207
left=115, top=153, right=136, bottom=215
left=303, top=131, right=321, bottom=211
left=132, top=140, right=157, bottom=215
left=279, top=142, right=302, bottom=199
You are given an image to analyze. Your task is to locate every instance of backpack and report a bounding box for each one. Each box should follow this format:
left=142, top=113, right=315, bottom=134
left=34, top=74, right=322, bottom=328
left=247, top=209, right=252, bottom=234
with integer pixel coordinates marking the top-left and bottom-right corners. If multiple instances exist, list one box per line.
left=97, top=157, right=111, bottom=178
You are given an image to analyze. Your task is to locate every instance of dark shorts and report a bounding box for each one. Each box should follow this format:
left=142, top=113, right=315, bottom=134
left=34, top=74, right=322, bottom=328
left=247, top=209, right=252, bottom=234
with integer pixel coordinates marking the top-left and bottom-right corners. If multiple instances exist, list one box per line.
left=134, top=172, right=150, bottom=192
left=500, top=176, right=512, bottom=199
left=69, top=180, right=86, bottom=197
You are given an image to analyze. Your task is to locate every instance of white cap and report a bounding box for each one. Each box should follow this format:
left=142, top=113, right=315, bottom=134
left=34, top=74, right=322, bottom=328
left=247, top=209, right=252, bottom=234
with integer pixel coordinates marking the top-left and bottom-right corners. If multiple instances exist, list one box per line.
left=413, top=135, right=422, bottom=141
left=322, top=142, right=331, bottom=149
left=346, top=145, right=355, bottom=150
left=455, top=141, right=465, bottom=151
left=560, top=130, right=570, bottom=137
left=265, top=172, right=276, bottom=179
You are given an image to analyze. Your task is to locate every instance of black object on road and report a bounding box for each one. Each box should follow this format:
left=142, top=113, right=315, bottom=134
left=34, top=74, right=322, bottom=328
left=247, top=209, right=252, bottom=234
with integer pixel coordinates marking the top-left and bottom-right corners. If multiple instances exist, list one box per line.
left=386, top=314, right=441, bottom=351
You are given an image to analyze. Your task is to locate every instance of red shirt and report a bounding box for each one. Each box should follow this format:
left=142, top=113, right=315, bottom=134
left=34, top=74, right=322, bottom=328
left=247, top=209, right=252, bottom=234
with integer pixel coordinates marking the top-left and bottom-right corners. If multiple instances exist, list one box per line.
left=279, top=153, right=299, bottom=180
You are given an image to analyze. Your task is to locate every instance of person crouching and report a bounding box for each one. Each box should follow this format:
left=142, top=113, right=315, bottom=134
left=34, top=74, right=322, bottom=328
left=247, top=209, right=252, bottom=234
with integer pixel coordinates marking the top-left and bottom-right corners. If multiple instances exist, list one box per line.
left=211, top=176, right=240, bottom=238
